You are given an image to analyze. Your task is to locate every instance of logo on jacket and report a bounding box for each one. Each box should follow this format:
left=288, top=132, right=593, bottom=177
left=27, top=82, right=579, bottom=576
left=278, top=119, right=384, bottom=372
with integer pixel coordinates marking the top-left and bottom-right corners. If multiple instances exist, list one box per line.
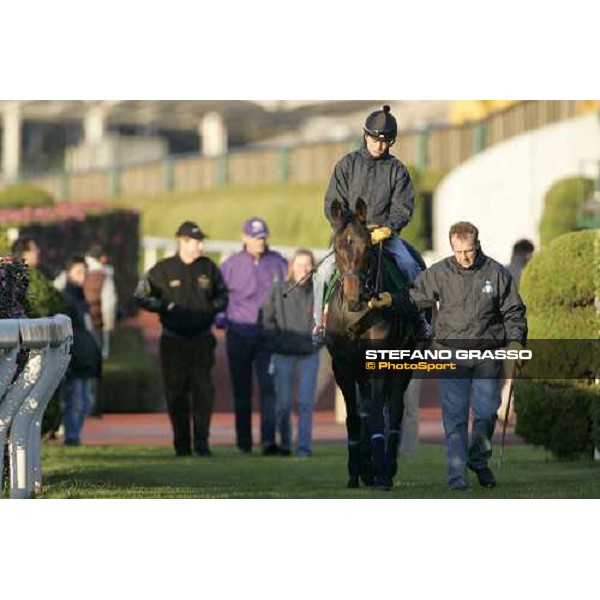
left=481, top=280, right=494, bottom=294
left=197, top=274, right=211, bottom=290
left=169, top=279, right=181, bottom=288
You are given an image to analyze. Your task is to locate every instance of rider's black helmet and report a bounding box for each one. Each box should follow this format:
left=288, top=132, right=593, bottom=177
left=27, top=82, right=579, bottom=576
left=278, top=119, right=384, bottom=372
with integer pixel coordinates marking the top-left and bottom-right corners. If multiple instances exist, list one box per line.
left=364, top=104, right=397, bottom=142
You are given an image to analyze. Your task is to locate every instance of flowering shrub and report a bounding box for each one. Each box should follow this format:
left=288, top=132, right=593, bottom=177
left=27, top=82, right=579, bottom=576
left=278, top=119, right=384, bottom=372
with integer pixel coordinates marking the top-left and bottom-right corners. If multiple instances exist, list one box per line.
left=0, top=202, right=140, bottom=317
left=0, top=257, right=29, bottom=318
left=0, top=201, right=111, bottom=225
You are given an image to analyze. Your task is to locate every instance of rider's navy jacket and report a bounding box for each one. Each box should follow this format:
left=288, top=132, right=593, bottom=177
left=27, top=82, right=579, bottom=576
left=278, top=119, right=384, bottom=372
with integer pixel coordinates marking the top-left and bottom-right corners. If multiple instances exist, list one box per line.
left=134, top=254, right=228, bottom=339
left=324, top=147, right=415, bottom=233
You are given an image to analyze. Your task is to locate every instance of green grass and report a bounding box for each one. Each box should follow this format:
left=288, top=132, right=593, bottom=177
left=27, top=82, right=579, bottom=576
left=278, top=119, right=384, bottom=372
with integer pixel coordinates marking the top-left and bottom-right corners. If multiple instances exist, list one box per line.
left=38, top=443, right=600, bottom=499
left=113, top=183, right=332, bottom=248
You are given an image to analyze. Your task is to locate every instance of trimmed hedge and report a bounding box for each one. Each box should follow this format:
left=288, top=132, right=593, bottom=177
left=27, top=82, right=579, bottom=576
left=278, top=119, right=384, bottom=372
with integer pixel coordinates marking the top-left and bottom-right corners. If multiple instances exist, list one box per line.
left=520, top=229, right=597, bottom=340
left=516, top=229, right=600, bottom=458
left=515, top=380, right=598, bottom=459
left=401, top=166, right=445, bottom=252
left=539, top=177, right=594, bottom=247
left=0, top=183, right=55, bottom=208
left=99, top=327, right=164, bottom=413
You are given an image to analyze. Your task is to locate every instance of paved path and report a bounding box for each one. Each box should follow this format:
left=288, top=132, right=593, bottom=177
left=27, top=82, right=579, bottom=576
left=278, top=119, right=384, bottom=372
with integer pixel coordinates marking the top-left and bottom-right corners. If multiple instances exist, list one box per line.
left=79, top=409, right=520, bottom=447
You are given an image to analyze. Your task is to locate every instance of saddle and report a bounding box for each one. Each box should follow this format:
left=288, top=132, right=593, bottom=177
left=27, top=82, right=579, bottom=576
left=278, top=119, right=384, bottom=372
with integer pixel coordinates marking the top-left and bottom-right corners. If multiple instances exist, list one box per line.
left=323, top=248, right=418, bottom=342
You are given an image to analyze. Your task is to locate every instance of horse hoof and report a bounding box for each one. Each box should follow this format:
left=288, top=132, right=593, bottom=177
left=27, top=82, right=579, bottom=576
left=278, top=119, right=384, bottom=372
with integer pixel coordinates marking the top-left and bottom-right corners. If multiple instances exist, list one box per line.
left=375, top=477, right=393, bottom=491
left=347, top=477, right=359, bottom=489
left=360, top=475, right=374, bottom=487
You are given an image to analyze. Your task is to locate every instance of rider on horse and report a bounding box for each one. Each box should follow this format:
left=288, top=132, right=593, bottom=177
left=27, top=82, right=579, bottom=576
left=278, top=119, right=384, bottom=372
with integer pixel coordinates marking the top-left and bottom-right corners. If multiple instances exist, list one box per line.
left=312, top=104, right=426, bottom=343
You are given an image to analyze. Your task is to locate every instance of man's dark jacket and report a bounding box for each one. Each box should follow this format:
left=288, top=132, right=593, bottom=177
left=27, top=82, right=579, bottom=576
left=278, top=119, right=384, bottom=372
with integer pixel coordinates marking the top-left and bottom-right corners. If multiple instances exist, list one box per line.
left=63, top=282, right=102, bottom=379
left=134, top=254, right=228, bottom=338
left=324, top=147, right=415, bottom=233
left=410, top=250, right=527, bottom=348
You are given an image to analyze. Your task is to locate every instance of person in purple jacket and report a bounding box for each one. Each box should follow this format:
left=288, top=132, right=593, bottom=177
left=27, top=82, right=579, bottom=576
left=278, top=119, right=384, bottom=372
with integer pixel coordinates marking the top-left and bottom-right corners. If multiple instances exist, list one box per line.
left=217, top=217, right=288, bottom=455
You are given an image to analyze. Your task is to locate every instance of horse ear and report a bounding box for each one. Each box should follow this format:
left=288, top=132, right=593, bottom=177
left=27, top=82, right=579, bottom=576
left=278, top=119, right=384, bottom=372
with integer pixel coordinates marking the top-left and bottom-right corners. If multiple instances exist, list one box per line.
left=355, top=198, right=367, bottom=224
left=330, top=199, right=343, bottom=227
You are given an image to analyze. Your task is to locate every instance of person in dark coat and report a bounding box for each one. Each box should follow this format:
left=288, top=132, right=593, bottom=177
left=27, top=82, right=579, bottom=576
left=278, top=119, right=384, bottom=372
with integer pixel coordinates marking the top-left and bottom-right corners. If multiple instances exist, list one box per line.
left=61, top=255, right=102, bottom=446
left=262, top=249, right=320, bottom=457
left=313, top=104, right=423, bottom=343
left=134, top=221, right=228, bottom=457
left=410, top=222, right=527, bottom=491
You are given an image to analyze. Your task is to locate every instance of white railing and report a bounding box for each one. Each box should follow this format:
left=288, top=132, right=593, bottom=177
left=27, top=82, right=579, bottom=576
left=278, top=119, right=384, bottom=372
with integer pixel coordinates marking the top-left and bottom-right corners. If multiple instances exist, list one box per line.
left=0, top=315, right=73, bottom=499
left=142, top=236, right=330, bottom=272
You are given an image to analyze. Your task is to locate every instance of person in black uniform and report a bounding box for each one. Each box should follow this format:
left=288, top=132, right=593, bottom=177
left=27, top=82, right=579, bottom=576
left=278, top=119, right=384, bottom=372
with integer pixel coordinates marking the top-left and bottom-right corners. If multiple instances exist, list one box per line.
left=134, top=221, right=228, bottom=457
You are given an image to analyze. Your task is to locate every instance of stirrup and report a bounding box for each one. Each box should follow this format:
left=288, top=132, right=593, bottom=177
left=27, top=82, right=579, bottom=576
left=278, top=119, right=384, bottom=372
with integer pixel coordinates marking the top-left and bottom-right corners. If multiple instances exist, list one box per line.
left=312, top=324, right=325, bottom=346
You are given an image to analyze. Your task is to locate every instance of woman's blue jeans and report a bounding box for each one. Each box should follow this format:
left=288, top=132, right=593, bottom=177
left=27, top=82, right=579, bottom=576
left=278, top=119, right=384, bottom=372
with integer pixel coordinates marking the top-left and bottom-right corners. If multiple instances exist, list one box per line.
left=272, top=352, right=320, bottom=455
left=62, top=377, right=93, bottom=444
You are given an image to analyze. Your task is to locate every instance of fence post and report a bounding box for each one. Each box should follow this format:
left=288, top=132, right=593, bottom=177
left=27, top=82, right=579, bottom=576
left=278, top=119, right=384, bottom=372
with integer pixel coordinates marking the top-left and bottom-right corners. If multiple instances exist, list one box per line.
left=217, top=152, right=228, bottom=187
left=59, top=171, right=70, bottom=201
left=473, top=121, right=487, bottom=154
left=416, top=127, right=430, bottom=170
left=278, top=147, right=290, bottom=183
left=109, top=167, right=121, bottom=198
left=163, top=157, right=175, bottom=192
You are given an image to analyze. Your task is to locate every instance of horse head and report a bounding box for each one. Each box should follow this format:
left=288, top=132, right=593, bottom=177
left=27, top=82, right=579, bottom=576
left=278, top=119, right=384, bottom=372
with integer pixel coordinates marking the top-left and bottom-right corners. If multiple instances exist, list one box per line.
left=330, top=198, right=372, bottom=313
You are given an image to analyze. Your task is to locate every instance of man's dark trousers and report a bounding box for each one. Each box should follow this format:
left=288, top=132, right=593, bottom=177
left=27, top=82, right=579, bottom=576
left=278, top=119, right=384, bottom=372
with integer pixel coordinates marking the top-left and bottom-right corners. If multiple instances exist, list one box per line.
left=160, top=334, right=216, bottom=455
left=226, top=329, right=276, bottom=452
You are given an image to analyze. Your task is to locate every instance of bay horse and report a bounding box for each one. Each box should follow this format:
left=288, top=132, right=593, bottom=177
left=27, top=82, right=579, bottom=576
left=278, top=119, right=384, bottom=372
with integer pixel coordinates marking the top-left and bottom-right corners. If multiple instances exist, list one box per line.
left=325, top=199, right=421, bottom=491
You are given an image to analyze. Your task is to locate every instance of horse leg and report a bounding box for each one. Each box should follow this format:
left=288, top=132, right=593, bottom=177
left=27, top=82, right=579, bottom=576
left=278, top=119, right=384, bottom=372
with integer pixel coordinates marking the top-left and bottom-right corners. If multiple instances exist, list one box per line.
left=385, top=376, right=409, bottom=485
left=355, top=386, right=374, bottom=487
left=332, top=359, right=361, bottom=488
left=359, top=379, right=388, bottom=490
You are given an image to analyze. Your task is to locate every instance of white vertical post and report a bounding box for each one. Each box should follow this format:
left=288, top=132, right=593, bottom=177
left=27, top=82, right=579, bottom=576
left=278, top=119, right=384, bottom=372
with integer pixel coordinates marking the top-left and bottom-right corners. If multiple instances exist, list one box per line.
left=334, top=386, right=346, bottom=423
left=84, top=103, right=108, bottom=143
left=200, top=112, right=228, bottom=157
left=2, top=101, right=22, bottom=182
left=144, top=245, right=158, bottom=272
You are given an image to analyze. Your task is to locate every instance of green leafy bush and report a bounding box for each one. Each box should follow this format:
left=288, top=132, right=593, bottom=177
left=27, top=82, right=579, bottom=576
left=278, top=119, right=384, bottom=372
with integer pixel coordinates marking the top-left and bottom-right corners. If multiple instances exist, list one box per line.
left=522, top=229, right=596, bottom=317
left=401, top=166, right=444, bottom=252
left=515, top=380, right=596, bottom=458
left=517, top=229, right=600, bottom=458
left=539, top=177, right=594, bottom=247
left=0, top=183, right=55, bottom=208
left=99, top=327, right=164, bottom=413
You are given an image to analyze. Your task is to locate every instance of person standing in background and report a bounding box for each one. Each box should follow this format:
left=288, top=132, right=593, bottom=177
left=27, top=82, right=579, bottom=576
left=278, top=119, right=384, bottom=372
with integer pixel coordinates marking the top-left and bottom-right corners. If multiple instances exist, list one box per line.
left=61, top=255, right=102, bottom=446
left=499, top=239, right=535, bottom=423
left=262, top=249, right=320, bottom=457
left=84, top=245, right=118, bottom=360
left=506, top=239, right=535, bottom=288
left=217, top=217, right=287, bottom=455
left=11, top=236, right=67, bottom=317
left=135, top=221, right=228, bottom=457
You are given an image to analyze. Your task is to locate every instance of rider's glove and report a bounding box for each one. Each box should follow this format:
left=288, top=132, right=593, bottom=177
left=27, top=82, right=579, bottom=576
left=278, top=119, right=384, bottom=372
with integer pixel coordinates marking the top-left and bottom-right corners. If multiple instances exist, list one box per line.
left=370, top=226, right=392, bottom=244
left=368, top=292, right=393, bottom=310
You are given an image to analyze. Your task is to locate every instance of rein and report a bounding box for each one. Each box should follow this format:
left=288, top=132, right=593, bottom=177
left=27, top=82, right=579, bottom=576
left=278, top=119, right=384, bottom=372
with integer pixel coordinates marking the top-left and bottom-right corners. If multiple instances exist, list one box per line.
left=335, top=242, right=387, bottom=340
